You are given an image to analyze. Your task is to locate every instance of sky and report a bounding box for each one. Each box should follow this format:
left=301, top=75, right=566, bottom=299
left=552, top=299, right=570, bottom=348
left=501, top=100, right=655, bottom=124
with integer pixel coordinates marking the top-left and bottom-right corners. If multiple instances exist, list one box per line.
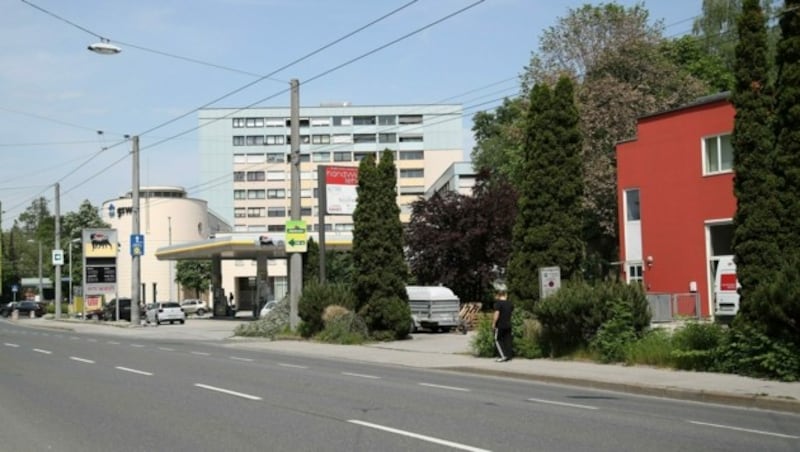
left=0, top=0, right=702, bottom=222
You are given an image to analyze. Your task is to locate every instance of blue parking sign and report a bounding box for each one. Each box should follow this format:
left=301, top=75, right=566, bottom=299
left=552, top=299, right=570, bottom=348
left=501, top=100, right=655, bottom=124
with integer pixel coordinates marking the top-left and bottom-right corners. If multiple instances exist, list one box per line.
left=131, top=234, right=145, bottom=256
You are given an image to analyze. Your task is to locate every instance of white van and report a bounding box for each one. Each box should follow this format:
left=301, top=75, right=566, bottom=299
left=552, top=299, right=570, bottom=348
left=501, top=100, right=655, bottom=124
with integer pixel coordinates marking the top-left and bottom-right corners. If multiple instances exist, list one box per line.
left=713, top=256, right=739, bottom=318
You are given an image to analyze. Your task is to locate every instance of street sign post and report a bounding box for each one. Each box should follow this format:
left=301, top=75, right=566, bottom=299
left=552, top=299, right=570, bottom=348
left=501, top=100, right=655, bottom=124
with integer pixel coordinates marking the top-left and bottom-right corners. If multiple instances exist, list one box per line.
left=285, top=220, right=307, bottom=253
left=52, top=249, right=64, bottom=266
left=131, top=234, right=144, bottom=256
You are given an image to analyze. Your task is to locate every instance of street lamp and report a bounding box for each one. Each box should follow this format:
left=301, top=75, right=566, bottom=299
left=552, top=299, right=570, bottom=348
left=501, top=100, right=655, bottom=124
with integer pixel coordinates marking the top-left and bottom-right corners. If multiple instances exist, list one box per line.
left=27, top=239, right=43, bottom=302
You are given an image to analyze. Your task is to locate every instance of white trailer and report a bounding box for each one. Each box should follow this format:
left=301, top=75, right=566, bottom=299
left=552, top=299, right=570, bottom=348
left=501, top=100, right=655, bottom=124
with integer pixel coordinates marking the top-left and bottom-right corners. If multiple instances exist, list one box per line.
left=405, top=286, right=461, bottom=333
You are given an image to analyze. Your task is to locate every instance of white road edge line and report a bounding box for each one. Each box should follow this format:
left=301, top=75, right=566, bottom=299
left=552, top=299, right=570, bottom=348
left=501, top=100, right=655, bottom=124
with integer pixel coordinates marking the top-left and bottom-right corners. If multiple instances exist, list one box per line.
left=194, top=383, right=262, bottom=401
left=191, top=351, right=210, bottom=356
left=348, top=420, right=491, bottom=452
left=70, top=357, right=95, bottom=364
left=527, top=398, right=598, bottom=410
left=3, top=343, right=19, bottom=347
left=689, top=420, right=799, bottom=439
left=230, top=356, right=254, bottom=362
left=33, top=348, right=52, bottom=354
left=341, top=372, right=381, bottom=380
left=115, top=366, right=153, bottom=376
left=418, top=382, right=470, bottom=392
left=278, top=363, right=308, bottom=369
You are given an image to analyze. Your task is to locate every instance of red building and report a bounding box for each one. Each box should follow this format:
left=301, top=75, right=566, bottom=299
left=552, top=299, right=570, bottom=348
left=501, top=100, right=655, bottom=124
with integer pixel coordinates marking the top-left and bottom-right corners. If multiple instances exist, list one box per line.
left=616, top=93, right=735, bottom=319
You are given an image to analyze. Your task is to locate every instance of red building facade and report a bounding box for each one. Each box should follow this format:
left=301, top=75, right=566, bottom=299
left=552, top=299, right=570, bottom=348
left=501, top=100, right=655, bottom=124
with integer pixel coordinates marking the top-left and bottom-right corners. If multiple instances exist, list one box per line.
left=616, top=93, right=736, bottom=319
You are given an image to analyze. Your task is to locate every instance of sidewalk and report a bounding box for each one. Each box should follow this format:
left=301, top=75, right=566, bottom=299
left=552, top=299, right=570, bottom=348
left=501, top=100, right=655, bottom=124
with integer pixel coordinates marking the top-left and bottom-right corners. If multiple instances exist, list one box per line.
left=19, top=316, right=800, bottom=414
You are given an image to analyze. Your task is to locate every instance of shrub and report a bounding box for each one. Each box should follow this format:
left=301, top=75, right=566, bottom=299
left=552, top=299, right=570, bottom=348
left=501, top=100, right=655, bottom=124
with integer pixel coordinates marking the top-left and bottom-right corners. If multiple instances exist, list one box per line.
left=298, top=282, right=356, bottom=338
left=235, top=296, right=291, bottom=338
left=669, top=322, right=725, bottom=371
left=470, top=310, right=544, bottom=359
left=359, top=295, right=412, bottom=341
left=624, top=328, right=674, bottom=367
left=471, top=314, right=496, bottom=357
left=590, top=299, right=637, bottom=363
left=317, top=306, right=368, bottom=344
left=715, top=324, right=800, bottom=382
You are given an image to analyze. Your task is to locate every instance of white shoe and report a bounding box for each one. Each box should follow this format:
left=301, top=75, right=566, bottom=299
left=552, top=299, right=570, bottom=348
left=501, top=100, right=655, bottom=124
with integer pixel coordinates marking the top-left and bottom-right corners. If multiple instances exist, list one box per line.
left=495, top=357, right=504, bottom=362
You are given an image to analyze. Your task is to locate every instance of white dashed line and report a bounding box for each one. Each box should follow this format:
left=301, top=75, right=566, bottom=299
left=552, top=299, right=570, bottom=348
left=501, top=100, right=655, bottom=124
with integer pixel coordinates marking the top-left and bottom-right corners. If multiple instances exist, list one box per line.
left=194, top=384, right=262, bottom=401
left=342, top=372, right=381, bottom=380
left=348, top=420, right=491, bottom=452
left=107, top=341, right=120, bottom=345
left=33, top=348, right=52, bottom=354
left=3, top=343, right=19, bottom=347
left=230, top=356, right=254, bottom=362
left=158, top=347, right=175, bottom=352
left=418, top=382, right=470, bottom=392
left=130, top=344, right=145, bottom=348
left=115, top=366, right=153, bottom=376
left=689, top=421, right=799, bottom=439
left=70, top=357, right=95, bottom=364
left=527, top=398, right=598, bottom=410
left=190, top=351, right=210, bottom=356
left=278, top=363, right=308, bottom=369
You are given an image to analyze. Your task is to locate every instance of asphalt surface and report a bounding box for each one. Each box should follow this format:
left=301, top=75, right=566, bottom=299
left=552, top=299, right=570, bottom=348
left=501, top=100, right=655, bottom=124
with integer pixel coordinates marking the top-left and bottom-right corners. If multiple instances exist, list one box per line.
left=11, top=314, right=800, bottom=415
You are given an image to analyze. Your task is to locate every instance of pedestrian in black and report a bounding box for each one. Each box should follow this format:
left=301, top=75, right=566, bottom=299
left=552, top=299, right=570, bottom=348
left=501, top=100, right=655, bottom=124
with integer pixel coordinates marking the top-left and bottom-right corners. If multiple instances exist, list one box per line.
left=492, top=286, right=513, bottom=362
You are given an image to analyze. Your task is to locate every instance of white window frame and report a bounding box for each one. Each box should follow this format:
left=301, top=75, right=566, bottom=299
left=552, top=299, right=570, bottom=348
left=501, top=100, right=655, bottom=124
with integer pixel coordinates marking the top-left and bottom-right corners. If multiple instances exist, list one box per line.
left=703, top=133, right=734, bottom=175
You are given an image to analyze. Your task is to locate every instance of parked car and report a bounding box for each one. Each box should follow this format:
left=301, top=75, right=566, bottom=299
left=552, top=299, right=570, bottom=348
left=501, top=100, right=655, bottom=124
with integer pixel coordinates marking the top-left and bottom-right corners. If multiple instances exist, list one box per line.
left=12, top=301, right=46, bottom=318
left=1, top=302, right=18, bottom=317
left=102, top=298, right=139, bottom=322
left=146, top=302, right=186, bottom=325
left=180, top=299, right=209, bottom=316
left=259, top=300, right=278, bottom=319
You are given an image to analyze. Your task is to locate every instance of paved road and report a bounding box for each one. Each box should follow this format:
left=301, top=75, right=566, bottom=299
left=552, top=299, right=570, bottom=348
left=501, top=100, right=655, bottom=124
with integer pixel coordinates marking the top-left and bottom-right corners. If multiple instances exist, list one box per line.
left=1, top=320, right=798, bottom=451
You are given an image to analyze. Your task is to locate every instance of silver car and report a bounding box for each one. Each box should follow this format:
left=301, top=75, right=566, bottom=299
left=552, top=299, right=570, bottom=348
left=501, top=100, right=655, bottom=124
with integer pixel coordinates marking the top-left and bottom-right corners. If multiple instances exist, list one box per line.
left=180, top=299, right=209, bottom=316
left=146, top=302, right=186, bottom=325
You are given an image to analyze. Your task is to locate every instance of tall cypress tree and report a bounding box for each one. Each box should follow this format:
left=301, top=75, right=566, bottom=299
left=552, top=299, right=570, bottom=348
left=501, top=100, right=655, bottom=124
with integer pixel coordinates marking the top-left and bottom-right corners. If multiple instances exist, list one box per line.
left=351, top=150, right=411, bottom=338
left=731, top=0, right=780, bottom=319
left=507, top=77, right=584, bottom=310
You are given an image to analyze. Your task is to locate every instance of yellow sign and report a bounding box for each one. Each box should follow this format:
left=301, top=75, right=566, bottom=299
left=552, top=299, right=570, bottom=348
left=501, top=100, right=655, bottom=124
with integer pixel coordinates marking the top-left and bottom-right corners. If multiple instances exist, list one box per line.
left=285, top=220, right=308, bottom=253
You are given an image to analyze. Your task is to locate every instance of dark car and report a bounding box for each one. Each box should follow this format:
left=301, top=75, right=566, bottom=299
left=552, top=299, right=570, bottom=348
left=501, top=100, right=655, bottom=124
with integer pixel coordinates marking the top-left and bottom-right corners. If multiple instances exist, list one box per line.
left=102, top=298, right=138, bottom=321
left=13, top=301, right=45, bottom=318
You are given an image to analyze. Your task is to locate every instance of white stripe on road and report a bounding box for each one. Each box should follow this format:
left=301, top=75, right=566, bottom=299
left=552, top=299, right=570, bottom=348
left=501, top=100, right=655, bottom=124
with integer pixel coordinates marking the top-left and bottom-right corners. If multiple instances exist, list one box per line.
left=70, top=356, right=95, bottom=364
left=689, top=420, right=799, bottom=439
left=230, top=356, right=254, bottom=362
left=158, top=347, right=175, bottom=352
left=4, top=343, right=19, bottom=347
left=278, top=363, right=308, bottom=369
left=418, top=382, right=470, bottom=392
left=33, top=348, right=52, bottom=354
left=342, top=372, right=381, bottom=380
left=190, top=351, right=210, bottom=356
left=115, top=366, right=153, bottom=376
left=107, top=341, right=120, bottom=345
left=527, top=398, right=598, bottom=410
left=130, top=344, right=145, bottom=348
left=348, top=420, right=491, bottom=452
left=194, top=383, right=262, bottom=401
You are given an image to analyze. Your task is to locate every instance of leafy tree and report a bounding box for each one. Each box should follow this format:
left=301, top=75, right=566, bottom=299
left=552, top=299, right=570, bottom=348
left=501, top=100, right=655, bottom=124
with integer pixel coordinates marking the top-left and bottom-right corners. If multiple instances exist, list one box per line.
left=661, top=35, right=736, bottom=92
left=175, top=260, right=211, bottom=299
left=351, top=150, right=411, bottom=338
left=470, top=97, right=527, bottom=184
left=303, top=237, right=355, bottom=286
left=731, top=0, right=781, bottom=322
left=406, top=169, right=517, bottom=303
left=507, top=77, right=584, bottom=310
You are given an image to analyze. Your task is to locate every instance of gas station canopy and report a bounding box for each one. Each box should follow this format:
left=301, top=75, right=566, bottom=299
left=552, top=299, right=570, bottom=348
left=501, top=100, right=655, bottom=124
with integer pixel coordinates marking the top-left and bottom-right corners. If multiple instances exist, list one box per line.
left=155, top=235, right=287, bottom=261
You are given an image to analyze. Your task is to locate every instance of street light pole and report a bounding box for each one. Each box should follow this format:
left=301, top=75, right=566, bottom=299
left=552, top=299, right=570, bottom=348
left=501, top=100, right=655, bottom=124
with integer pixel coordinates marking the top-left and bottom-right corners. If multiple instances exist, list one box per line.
left=168, top=216, right=173, bottom=301
left=37, top=241, right=42, bottom=302
left=54, top=182, right=62, bottom=318
left=289, top=79, right=302, bottom=330
left=130, top=136, right=141, bottom=325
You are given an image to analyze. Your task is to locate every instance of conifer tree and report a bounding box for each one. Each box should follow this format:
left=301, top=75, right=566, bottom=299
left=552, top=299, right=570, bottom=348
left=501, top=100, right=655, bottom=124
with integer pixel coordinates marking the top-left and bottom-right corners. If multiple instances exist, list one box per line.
left=731, top=0, right=780, bottom=317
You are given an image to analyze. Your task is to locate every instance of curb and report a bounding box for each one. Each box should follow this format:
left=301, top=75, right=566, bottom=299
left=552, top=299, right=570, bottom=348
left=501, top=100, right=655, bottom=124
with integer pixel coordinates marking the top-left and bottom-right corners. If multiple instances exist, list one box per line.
left=442, top=366, right=800, bottom=414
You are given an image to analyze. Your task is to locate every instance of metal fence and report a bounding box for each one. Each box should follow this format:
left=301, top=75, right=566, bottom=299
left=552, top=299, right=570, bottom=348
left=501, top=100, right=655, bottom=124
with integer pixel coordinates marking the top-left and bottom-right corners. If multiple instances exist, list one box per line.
left=646, top=292, right=701, bottom=323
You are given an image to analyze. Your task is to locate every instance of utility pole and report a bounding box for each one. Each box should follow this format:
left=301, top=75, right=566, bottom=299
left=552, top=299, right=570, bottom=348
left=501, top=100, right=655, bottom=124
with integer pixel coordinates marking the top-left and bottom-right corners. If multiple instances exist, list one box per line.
left=289, top=79, right=302, bottom=329
left=54, top=183, right=62, bottom=318
left=130, top=136, right=141, bottom=325
left=0, top=200, right=3, bottom=298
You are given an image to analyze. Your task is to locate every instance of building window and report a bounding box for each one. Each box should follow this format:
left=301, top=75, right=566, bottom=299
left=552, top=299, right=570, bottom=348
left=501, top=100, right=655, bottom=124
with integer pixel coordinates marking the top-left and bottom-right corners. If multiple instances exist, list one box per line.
left=399, top=134, right=423, bottom=143
left=246, top=135, right=264, bottom=146
left=399, top=185, right=424, bottom=195
left=353, top=133, right=376, bottom=143
left=313, top=152, right=331, bottom=162
left=233, top=136, right=245, bottom=146
left=312, top=134, right=331, bottom=145
left=333, top=151, right=351, bottom=162
left=233, top=171, right=245, bottom=182
left=246, top=153, right=265, bottom=163
left=267, top=189, right=286, bottom=199
left=333, top=116, right=352, bottom=126
left=234, top=190, right=246, bottom=200
left=704, top=134, right=733, bottom=174
left=286, top=153, right=310, bottom=162
left=247, top=189, right=265, bottom=199
left=266, top=135, right=285, bottom=145
left=332, top=134, right=353, bottom=144
left=285, top=118, right=310, bottom=128
left=246, top=171, right=265, bottom=182
left=248, top=207, right=265, bottom=218
left=234, top=208, right=246, bottom=218
left=354, top=151, right=374, bottom=161
left=301, top=189, right=313, bottom=198
left=233, top=153, right=246, bottom=163
left=311, top=117, right=331, bottom=127
left=353, top=115, right=376, bottom=126
left=266, top=153, right=285, bottom=163
left=399, top=150, right=424, bottom=160
left=268, top=207, right=286, bottom=217
left=378, top=115, right=396, bottom=126
left=379, top=133, right=397, bottom=143
left=400, top=168, right=424, bottom=178
left=627, top=263, right=644, bottom=284
left=267, top=171, right=286, bottom=181
left=268, top=224, right=285, bottom=232
left=301, top=207, right=312, bottom=216
left=625, top=189, right=640, bottom=221
left=265, top=118, right=284, bottom=127
left=233, top=118, right=246, bottom=128
left=334, top=223, right=354, bottom=232
left=285, top=135, right=310, bottom=145
left=399, top=114, right=423, bottom=125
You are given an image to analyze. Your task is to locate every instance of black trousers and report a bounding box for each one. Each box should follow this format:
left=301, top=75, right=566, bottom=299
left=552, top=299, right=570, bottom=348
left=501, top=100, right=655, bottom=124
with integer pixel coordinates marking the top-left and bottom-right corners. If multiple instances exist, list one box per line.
left=494, top=327, right=513, bottom=360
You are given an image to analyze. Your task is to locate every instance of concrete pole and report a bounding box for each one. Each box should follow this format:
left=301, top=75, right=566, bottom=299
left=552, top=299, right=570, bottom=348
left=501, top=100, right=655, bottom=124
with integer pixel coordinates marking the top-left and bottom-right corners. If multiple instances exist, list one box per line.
left=130, top=136, right=141, bottom=325
left=289, top=79, right=302, bottom=330
left=168, top=216, right=173, bottom=301
left=54, top=182, right=62, bottom=318
left=37, top=242, right=42, bottom=301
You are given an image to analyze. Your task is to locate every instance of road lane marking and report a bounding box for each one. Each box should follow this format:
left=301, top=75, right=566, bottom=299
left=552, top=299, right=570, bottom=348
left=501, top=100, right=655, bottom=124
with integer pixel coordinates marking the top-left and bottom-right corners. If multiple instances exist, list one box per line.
left=115, top=366, right=153, bottom=376
left=33, top=348, right=52, bottom=354
left=230, top=356, right=254, bottom=362
left=418, top=382, right=470, bottom=392
left=342, top=372, right=381, bottom=380
left=87, top=338, right=97, bottom=342
left=689, top=421, right=799, bottom=439
left=70, top=357, right=95, bottom=364
left=191, top=351, right=210, bottom=356
left=130, top=344, right=145, bottom=348
left=527, top=398, right=598, bottom=410
left=278, top=363, right=308, bottom=369
left=347, top=420, right=491, bottom=452
left=4, top=343, right=19, bottom=347
left=107, top=341, right=120, bottom=345
left=194, top=384, right=262, bottom=401
left=158, top=347, right=175, bottom=352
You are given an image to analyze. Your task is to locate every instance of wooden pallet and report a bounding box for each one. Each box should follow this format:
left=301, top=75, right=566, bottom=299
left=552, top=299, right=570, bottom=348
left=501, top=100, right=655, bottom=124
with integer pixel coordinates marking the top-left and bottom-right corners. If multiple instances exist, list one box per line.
left=458, top=302, right=483, bottom=331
